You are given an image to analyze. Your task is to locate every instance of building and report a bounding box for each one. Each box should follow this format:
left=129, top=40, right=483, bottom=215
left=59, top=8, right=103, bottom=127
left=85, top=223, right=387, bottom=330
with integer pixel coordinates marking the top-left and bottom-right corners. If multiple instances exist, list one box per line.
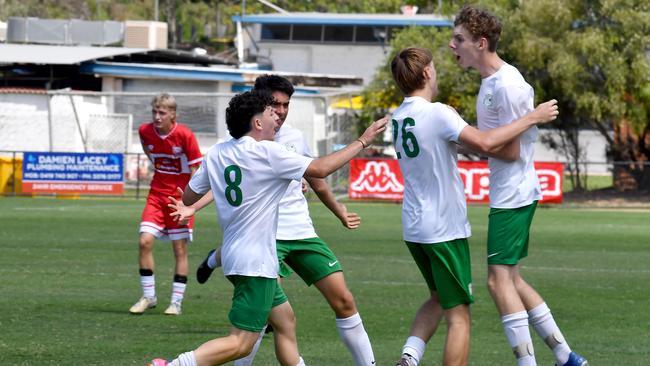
left=233, top=12, right=453, bottom=84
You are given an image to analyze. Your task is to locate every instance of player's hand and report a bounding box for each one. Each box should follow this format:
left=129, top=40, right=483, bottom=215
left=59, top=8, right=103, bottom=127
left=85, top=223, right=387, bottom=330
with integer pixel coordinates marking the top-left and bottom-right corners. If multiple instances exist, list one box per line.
left=532, top=99, right=559, bottom=124
left=358, top=116, right=389, bottom=148
left=301, top=179, right=309, bottom=194
left=338, top=204, right=361, bottom=230
left=168, top=187, right=195, bottom=225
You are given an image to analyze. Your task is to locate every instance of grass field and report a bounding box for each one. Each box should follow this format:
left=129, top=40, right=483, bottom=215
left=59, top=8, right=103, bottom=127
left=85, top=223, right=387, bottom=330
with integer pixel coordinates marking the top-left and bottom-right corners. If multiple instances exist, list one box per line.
left=1, top=197, right=649, bottom=365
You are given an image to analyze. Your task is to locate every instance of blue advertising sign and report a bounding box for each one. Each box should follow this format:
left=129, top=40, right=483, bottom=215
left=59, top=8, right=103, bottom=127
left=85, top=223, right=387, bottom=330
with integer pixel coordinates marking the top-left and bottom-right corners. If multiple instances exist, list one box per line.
left=22, top=152, right=124, bottom=194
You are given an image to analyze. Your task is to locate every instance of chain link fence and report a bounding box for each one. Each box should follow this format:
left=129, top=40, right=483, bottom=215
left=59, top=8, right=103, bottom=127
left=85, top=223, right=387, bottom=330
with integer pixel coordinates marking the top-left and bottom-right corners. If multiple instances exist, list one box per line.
left=0, top=89, right=364, bottom=198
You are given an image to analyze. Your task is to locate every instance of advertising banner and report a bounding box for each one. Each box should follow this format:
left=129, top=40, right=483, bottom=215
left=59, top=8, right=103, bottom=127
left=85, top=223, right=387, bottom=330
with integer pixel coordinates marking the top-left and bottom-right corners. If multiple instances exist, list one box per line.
left=349, top=158, right=563, bottom=203
left=22, top=152, right=124, bottom=195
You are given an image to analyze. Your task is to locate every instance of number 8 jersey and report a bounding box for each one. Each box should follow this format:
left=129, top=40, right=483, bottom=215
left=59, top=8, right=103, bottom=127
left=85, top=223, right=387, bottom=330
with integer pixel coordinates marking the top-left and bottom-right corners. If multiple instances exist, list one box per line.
left=392, top=96, right=472, bottom=244
left=188, top=136, right=312, bottom=278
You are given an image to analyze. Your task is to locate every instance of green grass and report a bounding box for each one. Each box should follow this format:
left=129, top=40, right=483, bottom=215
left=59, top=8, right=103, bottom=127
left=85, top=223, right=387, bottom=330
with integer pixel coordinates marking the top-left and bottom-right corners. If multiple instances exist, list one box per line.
left=1, top=197, right=649, bottom=365
left=563, top=174, right=613, bottom=192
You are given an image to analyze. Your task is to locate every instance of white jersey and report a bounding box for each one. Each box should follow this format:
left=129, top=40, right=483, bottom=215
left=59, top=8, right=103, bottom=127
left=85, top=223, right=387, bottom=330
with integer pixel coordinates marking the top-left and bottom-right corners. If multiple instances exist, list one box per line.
left=274, top=125, right=318, bottom=240
left=392, top=96, right=472, bottom=244
left=188, top=136, right=313, bottom=278
left=477, top=63, right=542, bottom=208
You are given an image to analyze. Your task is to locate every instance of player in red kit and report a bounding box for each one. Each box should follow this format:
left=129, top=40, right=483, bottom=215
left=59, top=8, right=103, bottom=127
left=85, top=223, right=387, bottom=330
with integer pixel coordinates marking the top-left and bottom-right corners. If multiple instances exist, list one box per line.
left=129, top=93, right=203, bottom=316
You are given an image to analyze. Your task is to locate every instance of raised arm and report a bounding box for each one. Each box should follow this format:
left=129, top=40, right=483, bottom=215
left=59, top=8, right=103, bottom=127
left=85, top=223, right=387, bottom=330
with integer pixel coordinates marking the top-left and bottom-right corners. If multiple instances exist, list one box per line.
left=304, top=117, right=389, bottom=178
left=458, top=99, right=558, bottom=157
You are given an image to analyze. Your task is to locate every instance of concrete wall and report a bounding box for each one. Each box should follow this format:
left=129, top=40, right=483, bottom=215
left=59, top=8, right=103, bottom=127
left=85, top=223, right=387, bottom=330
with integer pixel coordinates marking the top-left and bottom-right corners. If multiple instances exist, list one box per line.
left=257, top=42, right=387, bottom=85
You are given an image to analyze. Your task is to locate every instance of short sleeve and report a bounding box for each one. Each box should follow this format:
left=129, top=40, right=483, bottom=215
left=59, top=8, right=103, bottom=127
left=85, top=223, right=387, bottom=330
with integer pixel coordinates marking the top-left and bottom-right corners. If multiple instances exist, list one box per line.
left=264, top=141, right=313, bottom=181
left=301, top=133, right=313, bottom=158
left=183, top=128, right=203, bottom=167
left=187, top=160, right=211, bottom=194
left=495, top=85, right=534, bottom=126
left=435, top=103, right=469, bottom=143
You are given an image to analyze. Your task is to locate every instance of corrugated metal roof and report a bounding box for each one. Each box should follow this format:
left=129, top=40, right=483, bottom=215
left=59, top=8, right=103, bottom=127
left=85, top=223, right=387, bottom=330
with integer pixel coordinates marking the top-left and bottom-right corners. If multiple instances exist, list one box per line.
left=0, top=44, right=148, bottom=65
left=80, top=61, right=363, bottom=87
left=232, top=12, right=453, bottom=27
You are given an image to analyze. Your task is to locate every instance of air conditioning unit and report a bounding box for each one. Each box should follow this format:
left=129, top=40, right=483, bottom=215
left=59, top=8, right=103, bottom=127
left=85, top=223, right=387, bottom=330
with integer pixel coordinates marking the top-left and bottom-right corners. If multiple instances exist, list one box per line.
left=124, top=21, right=168, bottom=49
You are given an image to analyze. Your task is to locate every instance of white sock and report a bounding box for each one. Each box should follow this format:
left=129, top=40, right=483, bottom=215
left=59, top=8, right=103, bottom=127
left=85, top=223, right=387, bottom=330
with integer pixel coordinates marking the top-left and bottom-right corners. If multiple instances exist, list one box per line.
left=335, top=313, right=376, bottom=366
left=171, top=282, right=186, bottom=304
left=528, top=303, right=571, bottom=365
left=402, top=336, right=426, bottom=365
left=295, top=356, right=306, bottom=366
left=502, top=311, right=536, bottom=366
left=234, top=326, right=266, bottom=366
left=169, top=351, right=197, bottom=366
left=207, top=250, right=220, bottom=268
left=141, top=275, right=155, bottom=299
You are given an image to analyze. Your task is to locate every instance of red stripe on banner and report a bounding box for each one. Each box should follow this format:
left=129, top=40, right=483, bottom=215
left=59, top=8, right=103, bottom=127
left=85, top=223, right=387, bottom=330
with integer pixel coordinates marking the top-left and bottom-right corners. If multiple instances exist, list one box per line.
left=348, top=158, right=563, bottom=204
left=22, top=181, right=124, bottom=195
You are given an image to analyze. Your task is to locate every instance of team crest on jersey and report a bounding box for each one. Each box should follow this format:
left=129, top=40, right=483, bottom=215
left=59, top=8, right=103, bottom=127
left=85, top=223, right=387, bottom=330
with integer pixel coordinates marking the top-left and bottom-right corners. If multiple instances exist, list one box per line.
left=284, top=143, right=297, bottom=153
left=147, top=144, right=154, bottom=151
left=483, top=94, right=494, bottom=107
left=172, top=146, right=183, bottom=155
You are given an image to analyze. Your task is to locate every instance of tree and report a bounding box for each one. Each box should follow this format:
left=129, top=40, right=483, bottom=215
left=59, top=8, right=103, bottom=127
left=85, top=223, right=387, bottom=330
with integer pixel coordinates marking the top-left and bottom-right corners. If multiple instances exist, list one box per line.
left=360, top=26, right=480, bottom=134
left=362, top=0, right=650, bottom=191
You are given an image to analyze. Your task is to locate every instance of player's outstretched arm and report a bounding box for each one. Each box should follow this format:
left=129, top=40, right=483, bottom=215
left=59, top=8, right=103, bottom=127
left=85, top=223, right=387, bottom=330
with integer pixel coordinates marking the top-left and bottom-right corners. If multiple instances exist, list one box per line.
left=305, top=117, right=388, bottom=178
left=169, top=188, right=214, bottom=223
left=458, top=99, right=558, bottom=157
left=306, top=176, right=361, bottom=230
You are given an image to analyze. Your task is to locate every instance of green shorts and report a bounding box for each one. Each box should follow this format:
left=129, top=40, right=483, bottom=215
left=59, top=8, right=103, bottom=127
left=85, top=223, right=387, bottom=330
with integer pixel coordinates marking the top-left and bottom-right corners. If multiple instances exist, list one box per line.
left=406, top=239, right=474, bottom=309
left=226, top=275, right=288, bottom=332
left=487, top=201, right=538, bottom=265
left=276, top=237, right=342, bottom=286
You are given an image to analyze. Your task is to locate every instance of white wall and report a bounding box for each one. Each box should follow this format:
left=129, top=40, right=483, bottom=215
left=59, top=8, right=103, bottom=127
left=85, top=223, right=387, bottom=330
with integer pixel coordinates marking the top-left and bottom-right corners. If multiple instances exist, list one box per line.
left=257, top=42, right=387, bottom=85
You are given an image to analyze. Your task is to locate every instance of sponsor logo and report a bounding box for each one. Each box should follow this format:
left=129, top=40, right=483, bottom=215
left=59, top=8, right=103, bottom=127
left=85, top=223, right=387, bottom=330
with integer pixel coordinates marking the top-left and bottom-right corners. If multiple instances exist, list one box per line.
left=328, top=261, right=339, bottom=267
left=350, top=161, right=404, bottom=193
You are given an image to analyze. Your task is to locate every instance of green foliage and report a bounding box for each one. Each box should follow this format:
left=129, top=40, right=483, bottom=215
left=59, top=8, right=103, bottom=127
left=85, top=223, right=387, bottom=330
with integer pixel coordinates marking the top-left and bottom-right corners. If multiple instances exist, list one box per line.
left=360, top=26, right=481, bottom=131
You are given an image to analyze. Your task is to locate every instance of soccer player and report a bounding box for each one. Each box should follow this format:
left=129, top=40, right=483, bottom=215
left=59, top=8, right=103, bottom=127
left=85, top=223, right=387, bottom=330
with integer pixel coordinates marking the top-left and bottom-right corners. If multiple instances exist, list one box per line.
left=390, top=47, right=559, bottom=366
left=181, top=75, right=376, bottom=366
left=449, top=5, right=588, bottom=366
left=148, top=90, right=387, bottom=366
left=130, top=93, right=203, bottom=316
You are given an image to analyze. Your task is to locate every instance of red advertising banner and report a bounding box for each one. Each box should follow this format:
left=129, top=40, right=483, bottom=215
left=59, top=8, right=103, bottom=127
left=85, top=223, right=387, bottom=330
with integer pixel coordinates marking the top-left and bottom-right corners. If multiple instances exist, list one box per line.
left=349, top=158, right=563, bottom=204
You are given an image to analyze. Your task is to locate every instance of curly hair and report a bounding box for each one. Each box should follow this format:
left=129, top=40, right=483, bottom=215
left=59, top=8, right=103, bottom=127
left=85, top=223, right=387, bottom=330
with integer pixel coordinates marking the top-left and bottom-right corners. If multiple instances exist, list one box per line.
left=391, top=47, right=433, bottom=95
left=226, top=90, right=274, bottom=139
left=253, top=75, right=295, bottom=97
left=454, top=5, right=502, bottom=52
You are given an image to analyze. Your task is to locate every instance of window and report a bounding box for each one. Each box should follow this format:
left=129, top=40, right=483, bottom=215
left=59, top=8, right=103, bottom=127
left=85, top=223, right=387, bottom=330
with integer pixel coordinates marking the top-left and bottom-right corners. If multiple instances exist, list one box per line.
left=260, top=24, right=291, bottom=41
left=355, top=26, right=386, bottom=43
left=292, top=25, right=322, bottom=41
left=323, top=25, right=353, bottom=42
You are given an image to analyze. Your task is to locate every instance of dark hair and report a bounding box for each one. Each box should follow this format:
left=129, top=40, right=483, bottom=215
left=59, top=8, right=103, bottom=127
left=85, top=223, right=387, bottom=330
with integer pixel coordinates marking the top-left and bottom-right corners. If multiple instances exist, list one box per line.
left=454, top=5, right=502, bottom=52
left=253, top=74, right=295, bottom=97
left=391, top=47, right=433, bottom=95
left=226, top=90, right=274, bottom=139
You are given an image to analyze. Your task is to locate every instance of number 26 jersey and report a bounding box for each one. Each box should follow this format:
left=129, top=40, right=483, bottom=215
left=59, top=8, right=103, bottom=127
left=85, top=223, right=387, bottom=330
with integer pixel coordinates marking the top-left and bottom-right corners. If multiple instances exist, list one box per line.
left=392, top=96, right=471, bottom=244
